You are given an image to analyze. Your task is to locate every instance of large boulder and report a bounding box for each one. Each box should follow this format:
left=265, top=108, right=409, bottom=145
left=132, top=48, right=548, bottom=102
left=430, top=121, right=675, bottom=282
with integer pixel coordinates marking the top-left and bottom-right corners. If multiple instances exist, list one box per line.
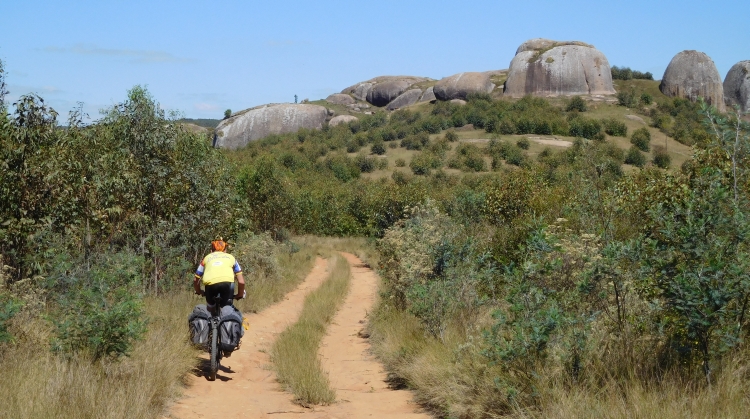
left=386, top=89, right=422, bottom=110
left=433, top=72, right=494, bottom=101
left=326, top=93, right=355, bottom=105
left=724, top=60, right=750, bottom=113
left=660, top=50, right=725, bottom=111
left=342, top=76, right=431, bottom=107
left=367, top=80, right=412, bottom=107
left=215, top=104, right=328, bottom=149
left=419, top=86, right=436, bottom=102
left=504, top=38, right=616, bottom=97
left=329, top=115, right=358, bottom=127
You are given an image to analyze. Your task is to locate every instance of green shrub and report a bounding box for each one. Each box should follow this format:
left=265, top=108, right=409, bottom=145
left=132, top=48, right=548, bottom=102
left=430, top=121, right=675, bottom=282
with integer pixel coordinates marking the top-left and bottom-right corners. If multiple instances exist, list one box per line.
left=376, top=158, right=389, bottom=170
left=505, top=146, right=526, bottom=166
left=401, top=132, right=430, bottom=150
left=516, top=137, right=530, bottom=150
left=355, top=153, right=377, bottom=173
left=616, top=89, right=639, bottom=107
left=371, top=139, right=386, bottom=155
left=630, top=127, right=651, bottom=152
left=624, top=146, right=646, bottom=167
left=223, top=109, right=232, bottom=119
left=569, top=117, right=603, bottom=139
left=51, top=252, right=147, bottom=360
left=395, top=158, right=406, bottom=167
left=566, top=96, right=588, bottom=112
left=652, top=145, right=671, bottom=168
left=389, top=141, right=398, bottom=149
left=640, top=92, right=653, bottom=105
left=410, top=152, right=442, bottom=175
left=0, top=295, right=22, bottom=343
left=445, top=130, right=459, bottom=142
left=602, top=118, right=628, bottom=137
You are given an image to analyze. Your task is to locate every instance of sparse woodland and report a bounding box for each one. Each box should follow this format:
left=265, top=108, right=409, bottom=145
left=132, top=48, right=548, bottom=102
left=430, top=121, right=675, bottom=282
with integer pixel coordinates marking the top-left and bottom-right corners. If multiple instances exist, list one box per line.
left=2, top=57, right=750, bottom=418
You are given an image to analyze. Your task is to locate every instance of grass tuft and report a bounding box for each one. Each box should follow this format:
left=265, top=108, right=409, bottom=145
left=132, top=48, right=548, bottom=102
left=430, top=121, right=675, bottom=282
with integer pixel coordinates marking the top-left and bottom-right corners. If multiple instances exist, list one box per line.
left=271, top=254, right=351, bottom=405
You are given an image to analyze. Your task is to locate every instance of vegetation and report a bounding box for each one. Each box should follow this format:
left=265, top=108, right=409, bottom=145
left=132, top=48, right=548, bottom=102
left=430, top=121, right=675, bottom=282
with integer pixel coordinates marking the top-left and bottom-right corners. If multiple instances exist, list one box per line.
left=271, top=254, right=351, bottom=405
left=611, top=65, right=654, bottom=80
left=3, top=54, right=748, bottom=417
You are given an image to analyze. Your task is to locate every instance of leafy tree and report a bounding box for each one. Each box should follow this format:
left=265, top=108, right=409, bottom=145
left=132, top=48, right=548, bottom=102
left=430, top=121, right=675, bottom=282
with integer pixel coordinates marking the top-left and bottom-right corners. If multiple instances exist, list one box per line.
left=224, top=109, right=232, bottom=119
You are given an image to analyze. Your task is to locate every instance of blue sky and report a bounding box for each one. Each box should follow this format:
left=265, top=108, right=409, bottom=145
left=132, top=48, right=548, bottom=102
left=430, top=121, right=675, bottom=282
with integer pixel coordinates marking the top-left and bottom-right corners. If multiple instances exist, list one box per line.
left=1, top=0, right=748, bottom=120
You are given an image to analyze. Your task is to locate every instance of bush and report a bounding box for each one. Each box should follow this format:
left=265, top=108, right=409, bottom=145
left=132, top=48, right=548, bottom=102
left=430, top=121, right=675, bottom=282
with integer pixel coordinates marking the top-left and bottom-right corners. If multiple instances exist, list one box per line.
left=624, top=146, right=647, bottom=167
left=410, top=152, right=442, bottom=175
left=355, top=153, right=377, bottom=173
left=602, top=118, right=628, bottom=137
left=0, top=295, right=22, bottom=343
left=616, top=90, right=639, bottom=107
left=566, top=96, right=588, bottom=112
left=224, top=109, right=232, bottom=119
left=630, top=127, right=651, bottom=152
left=611, top=66, right=654, bottom=80
left=401, top=132, right=430, bottom=150
left=505, top=146, right=526, bottom=166
left=51, top=252, right=147, bottom=360
left=516, top=137, right=530, bottom=150
left=640, top=93, right=653, bottom=105
left=445, top=130, right=459, bottom=142
left=395, top=158, right=406, bottom=167
left=652, top=145, right=671, bottom=168
left=569, top=117, right=603, bottom=139
left=371, top=139, right=386, bottom=155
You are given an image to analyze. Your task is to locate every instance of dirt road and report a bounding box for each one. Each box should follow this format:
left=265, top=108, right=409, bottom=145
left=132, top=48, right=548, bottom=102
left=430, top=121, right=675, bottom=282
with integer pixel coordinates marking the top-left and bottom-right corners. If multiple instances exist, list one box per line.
left=164, top=253, right=430, bottom=419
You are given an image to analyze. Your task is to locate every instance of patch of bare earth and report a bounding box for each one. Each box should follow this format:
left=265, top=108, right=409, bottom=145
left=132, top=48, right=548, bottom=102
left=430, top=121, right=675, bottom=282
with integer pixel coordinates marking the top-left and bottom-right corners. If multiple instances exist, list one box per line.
left=164, top=253, right=430, bottom=419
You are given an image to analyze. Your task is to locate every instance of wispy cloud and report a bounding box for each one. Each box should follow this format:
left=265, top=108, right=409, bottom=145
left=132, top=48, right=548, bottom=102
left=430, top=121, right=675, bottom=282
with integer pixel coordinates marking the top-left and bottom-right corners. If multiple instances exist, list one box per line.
left=194, top=102, right=219, bottom=112
left=8, top=83, right=64, bottom=96
left=42, top=44, right=193, bottom=64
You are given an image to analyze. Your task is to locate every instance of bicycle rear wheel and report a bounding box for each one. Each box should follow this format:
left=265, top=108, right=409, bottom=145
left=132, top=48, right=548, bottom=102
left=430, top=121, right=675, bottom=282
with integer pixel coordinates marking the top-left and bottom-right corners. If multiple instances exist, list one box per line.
left=208, top=325, right=219, bottom=381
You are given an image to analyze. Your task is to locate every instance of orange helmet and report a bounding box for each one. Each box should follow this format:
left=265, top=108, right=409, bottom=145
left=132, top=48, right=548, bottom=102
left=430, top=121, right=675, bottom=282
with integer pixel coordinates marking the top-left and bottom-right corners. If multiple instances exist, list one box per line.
left=211, top=237, right=227, bottom=252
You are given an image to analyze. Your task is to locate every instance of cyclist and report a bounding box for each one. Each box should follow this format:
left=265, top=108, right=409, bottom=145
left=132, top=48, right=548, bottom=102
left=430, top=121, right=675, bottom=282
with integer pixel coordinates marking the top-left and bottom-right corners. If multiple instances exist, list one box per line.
left=194, top=238, right=246, bottom=314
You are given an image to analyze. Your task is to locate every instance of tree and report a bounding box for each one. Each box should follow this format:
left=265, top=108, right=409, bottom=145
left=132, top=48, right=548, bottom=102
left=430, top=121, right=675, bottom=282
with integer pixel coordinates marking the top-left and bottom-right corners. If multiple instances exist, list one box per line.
left=224, top=109, right=231, bottom=119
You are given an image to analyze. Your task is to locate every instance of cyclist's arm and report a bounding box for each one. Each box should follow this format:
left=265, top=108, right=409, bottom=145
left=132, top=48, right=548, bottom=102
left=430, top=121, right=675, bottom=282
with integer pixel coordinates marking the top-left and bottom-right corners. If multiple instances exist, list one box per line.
left=233, top=261, right=245, bottom=299
left=194, top=262, right=205, bottom=295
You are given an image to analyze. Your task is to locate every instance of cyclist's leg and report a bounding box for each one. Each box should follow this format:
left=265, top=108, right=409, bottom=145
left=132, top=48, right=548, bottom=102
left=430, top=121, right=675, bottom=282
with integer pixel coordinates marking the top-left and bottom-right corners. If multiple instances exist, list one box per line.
left=204, top=284, right=220, bottom=315
left=216, top=282, right=234, bottom=308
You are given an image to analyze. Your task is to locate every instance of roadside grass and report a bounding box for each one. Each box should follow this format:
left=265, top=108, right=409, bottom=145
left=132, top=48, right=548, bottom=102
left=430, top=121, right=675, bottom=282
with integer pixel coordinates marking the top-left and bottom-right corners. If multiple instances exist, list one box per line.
left=233, top=235, right=321, bottom=314
left=0, top=235, right=319, bottom=419
left=271, top=254, right=351, bottom=405
left=369, top=298, right=750, bottom=418
left=0, top=293, right=198, bottom=419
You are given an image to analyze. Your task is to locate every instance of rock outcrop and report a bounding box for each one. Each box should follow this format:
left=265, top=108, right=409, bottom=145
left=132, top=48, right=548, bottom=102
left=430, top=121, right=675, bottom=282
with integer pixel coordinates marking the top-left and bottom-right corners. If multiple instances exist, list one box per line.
left=215, top=104, right=328, bottom=149
left=504, top=38, right=616, bottom=97
left=419, top=86, right=436, bottom=102
left=329, top=115, right=359, bottom=127
left=386, top=89, right=423, bottom=110
left=660, top=50, right=725, bottom=111
left=724, top=60, right=750, bottom=113
left=433, top=72, right=494, bottom=101
left=341, top=76, right=431, bottom=107
left=325, top=93, right=355, bottom=105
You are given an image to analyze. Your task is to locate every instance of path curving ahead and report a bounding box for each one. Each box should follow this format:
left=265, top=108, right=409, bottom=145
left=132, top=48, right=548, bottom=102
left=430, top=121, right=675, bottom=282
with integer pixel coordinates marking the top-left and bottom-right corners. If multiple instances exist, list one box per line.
left=164, top=253, right=430, bottom=419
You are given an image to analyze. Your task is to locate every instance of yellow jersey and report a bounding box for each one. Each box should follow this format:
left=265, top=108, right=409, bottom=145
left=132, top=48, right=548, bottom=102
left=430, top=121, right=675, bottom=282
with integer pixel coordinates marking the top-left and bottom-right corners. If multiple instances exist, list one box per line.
left=195, top=252, right=242, bottom=285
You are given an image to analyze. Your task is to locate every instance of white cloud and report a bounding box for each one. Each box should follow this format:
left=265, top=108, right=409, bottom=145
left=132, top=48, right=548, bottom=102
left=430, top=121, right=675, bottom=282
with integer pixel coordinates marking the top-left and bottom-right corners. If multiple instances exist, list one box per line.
left=194, top=102, right=219, bottom=112
left=42, top=44, right=193, bottom=64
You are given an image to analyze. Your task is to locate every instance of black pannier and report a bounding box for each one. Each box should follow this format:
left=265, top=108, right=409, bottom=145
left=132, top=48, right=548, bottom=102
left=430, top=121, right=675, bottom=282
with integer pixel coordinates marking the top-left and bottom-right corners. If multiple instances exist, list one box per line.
left=188, top=304, right=211, bottom=347
left=219, top=305, right=244, bottom=352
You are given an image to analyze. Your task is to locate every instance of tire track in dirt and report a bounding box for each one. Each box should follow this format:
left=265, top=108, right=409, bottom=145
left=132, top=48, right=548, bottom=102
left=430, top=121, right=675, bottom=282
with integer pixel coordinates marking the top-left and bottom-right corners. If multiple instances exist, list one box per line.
left=165, top=253, right=430, bottom=419
left=164, top=257, right=331, bottom=419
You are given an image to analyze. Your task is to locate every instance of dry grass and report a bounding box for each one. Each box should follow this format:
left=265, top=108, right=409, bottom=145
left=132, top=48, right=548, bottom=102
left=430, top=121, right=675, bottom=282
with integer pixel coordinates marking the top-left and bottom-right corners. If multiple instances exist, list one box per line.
left=0, top=236, right=323, bottom=419
left=271, top=254, right=351, bottom=405
left=234, top=237, right=321, bottom=313
left=370, top=300, right=750, bottom=419
left=0, top=293, right=198, bottom=419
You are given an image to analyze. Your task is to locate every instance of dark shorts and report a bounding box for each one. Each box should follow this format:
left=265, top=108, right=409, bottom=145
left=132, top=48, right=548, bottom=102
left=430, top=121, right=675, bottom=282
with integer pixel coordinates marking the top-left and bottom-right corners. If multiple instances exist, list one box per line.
left=205, top=282, right=234, bottom=308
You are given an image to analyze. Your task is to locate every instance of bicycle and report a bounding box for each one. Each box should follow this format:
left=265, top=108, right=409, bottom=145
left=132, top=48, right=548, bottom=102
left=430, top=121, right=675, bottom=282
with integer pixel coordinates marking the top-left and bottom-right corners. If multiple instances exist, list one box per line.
left=205, top=294, right=235, bottom=381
